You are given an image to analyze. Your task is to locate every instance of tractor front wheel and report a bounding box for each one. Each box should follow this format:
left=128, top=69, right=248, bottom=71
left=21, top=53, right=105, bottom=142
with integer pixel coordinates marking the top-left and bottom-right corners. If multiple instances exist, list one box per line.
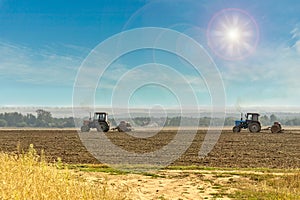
left=233, top=126, right=241, bottom=133
left=249, top=122, right=261, bottom=133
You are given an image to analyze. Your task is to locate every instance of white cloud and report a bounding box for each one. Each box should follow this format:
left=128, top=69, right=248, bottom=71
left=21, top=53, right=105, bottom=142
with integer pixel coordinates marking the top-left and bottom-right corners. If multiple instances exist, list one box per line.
left=221, top=25, right=300, bottom=106
left=291, top=25, right=300, bottom=39
left=293, top=40, right=300, bottom=53
left=289, top=24, right=300, bottom=54
left=0, top=41, right=84, bottom=86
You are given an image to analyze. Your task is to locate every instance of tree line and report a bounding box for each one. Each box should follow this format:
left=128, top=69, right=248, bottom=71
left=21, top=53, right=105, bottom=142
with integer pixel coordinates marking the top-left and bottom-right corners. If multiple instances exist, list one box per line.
left=127, top=114, right=300, bottom=127
left=0, top=109, right=74, bottom=128
left=1, top=110, right=300, bottom=128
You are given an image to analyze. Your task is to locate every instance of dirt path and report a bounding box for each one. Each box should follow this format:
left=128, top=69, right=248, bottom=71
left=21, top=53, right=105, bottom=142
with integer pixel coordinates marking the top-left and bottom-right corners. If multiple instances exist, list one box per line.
left=81, top=170, right=235, bottom=200
left=80, top=168, right=293, bottom=200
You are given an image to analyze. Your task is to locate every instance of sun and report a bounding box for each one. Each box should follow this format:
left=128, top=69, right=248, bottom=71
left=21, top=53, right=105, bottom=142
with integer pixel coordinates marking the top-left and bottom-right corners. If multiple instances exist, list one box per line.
left=226, top=28, right=241, bottom=43
left=207, top=8, right=259, bottom=60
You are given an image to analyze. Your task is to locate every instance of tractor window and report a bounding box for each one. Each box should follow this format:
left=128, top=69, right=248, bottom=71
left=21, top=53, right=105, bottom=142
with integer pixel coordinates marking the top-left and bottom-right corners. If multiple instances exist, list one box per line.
left=99, top=114, right=105, bottom=121
left=252, top=115, right=258, bottom=121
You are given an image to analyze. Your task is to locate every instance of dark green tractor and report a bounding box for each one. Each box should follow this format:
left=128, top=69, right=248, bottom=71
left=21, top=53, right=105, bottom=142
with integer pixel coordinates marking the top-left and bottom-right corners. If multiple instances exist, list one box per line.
left=233, top=113, right=261, bottom=133
left=81, top=112, right=110, bottom=132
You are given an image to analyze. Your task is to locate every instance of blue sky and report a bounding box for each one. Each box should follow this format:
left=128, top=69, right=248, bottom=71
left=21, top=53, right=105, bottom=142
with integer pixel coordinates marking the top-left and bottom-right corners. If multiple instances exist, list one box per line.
left=1, top=0, right=300, bottom=109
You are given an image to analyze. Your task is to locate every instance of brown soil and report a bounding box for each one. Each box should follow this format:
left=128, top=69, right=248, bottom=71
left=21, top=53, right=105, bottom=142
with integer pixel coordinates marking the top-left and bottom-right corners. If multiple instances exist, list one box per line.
left=0, top=129, right=300, bottom=168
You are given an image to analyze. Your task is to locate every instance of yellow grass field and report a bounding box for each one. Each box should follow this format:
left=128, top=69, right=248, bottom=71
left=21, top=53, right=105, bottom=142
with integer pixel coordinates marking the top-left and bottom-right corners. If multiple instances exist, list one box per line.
left=1, top=144, right=300, bottom=200
left=0, top=144, right=129, bottom=200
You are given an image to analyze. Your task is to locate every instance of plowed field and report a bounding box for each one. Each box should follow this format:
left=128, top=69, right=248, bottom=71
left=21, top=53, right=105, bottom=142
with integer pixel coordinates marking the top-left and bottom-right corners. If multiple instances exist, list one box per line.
left=1, top=129, right=299, bottom=168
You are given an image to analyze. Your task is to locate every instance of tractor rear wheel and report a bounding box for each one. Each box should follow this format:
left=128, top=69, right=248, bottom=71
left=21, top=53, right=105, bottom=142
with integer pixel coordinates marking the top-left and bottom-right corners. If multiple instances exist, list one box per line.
left=249, top=122, right=261, bottom=133
left=233, top=126, right=241, bottom=133
left=96, top=122, right=109, bottom=132
left=81, top=125, right=90, bottom=132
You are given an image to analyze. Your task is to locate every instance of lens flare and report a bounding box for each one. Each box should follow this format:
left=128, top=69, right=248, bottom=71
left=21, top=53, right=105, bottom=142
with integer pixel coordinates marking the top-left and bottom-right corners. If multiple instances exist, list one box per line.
left=207, top=8, right=259, bottom=60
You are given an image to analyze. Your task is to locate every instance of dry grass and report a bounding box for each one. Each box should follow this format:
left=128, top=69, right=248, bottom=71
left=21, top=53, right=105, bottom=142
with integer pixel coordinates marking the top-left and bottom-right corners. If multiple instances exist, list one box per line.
left=231, top=171, right=300, bottom=199
left=0, top=144, right=130, bottom=200
left=1, top=144, right=299, bottom=200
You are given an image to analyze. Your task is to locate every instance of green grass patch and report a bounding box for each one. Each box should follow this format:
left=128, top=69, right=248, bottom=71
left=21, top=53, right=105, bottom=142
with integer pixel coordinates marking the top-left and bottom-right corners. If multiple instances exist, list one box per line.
left=165, top=165, right=219, bottom=171
left=67, top=164, right=131, bottom=175
left=67, top=164, right=167, bottom=177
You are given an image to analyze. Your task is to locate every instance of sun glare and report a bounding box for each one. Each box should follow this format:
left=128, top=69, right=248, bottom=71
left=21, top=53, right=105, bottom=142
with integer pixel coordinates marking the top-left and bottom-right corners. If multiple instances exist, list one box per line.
left=207, top=8, right=259, bottom=60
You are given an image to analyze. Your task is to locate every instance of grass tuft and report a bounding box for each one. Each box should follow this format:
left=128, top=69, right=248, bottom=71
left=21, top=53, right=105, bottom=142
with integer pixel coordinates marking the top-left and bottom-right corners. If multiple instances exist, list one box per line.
left=0, top=144, right=130, bottom=200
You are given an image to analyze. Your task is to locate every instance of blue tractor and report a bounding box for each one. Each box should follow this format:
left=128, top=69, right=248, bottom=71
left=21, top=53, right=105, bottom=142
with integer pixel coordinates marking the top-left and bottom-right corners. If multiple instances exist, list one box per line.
left=233, top=113, right=261, bottom=133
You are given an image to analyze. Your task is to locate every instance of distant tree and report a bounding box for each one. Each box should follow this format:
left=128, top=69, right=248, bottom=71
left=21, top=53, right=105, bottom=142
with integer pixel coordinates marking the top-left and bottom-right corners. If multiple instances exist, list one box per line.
left=270, top=114, right=278, bottom=122
left=285, top=119, right=294, bottom=126
left=4, top=112, right=24, bottom=126
left=260, top=115, right=270, bottom=126
left=0, top=119, right=7, bottom=127
left=199, top=117, right=211, bottom=126
left=24, top=114, right=37, bottom=127
left=63, top=117, right=75, bottom=127
left=36, top=109, right=52, bottom=127
left=168, top=116, right=181, bottom=126
left=36, top=109, right=52, bottom=121
left=133, top=117, right=151, bottom=126
left=285, top=118, right=300, bottom=126
left=224, top=117, right=236, bottom=126
left=0, top=111, right=78, bottom=128
left=16, top=122, right=28, bottom=127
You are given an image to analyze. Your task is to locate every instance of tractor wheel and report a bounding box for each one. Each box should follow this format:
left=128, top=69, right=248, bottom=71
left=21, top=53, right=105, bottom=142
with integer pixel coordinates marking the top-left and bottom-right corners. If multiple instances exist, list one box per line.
left=249, top=122, right=261, bottom=133
left=271, top=124, right=281, bottom=133
left=97, top=122, right=109, bottom=132
left=81, top=125, right=90, bottom=132
left=233, top=126, right=241, bottom=133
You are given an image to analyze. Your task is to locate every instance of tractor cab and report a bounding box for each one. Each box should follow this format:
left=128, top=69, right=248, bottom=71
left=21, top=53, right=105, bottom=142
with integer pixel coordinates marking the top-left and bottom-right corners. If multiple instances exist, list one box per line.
left=94, top=112, right=108, bottom=122
left=246, top=113, right=259, bottom=122
left=233, top=113, right=261, bottom=133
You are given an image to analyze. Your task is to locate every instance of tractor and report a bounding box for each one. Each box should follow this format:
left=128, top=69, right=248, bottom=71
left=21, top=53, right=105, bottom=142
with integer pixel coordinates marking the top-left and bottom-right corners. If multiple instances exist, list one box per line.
left=81, top=112, right=110, bottom=132
left=233, top=113, right=261, bottom=133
